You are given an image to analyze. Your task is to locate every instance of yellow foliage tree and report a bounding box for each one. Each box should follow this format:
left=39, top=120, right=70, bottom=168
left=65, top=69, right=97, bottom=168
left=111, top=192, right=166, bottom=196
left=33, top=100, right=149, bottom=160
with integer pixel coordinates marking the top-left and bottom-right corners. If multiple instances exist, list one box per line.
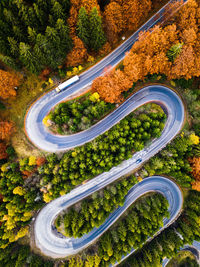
left=189, top=133, right=199, bottom=145
left=29, top=155, right=36, bottom=166
left=60, top=190, right=66, bottom=196
left=43, top=192, right=53, bottom=203
left=1, top=163, right=9, bottom=172
left=43, top=115, right=51, bottom=127
left=15, top=226, right=29, bottom=240
left=5, top=217, right=16, bottom=230
left=13, top=186, right=25, bottom=196
left=89, top=92, right=100, bottom=102
left=72, top=151, right=77, bottom=157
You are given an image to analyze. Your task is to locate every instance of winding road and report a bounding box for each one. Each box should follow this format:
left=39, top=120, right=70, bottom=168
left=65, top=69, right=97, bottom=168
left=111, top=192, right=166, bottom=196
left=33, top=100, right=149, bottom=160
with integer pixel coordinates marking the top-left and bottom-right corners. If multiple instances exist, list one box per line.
left=28, top=0, right=190, bottom=265
left=34, top=84, right=185, bottom=260
left=35, top=176, right=183, bottom=259
left=25, top=0, right=187, bottom=152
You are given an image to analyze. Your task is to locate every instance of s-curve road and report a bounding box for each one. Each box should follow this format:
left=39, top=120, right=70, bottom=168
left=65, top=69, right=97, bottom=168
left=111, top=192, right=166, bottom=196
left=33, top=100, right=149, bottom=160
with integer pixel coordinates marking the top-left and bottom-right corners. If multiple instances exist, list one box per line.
left=34, top=84, right=185, bottom=262
left=25, top=0, right=187, bottom=152
left=34, top=176, right=183, bottom=259
left=31, top=0, right=187, bottom=263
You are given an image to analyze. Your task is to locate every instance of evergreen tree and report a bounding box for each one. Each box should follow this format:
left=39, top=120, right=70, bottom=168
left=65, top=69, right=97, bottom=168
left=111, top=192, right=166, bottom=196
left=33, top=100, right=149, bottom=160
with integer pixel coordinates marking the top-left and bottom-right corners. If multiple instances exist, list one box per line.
left=7, top=37, right=19, bottom=57
left=77, top=7, right=90, bottom=48
left=19, top=42, right=39, bottom=73
left=167, top=43, right=183, bottom=62
left=51, top=1, right=64, bottom=21
left=89, top=7, right=106, bottom=51
left=27, top=26, right=37, bottom=43
left=0, top=54, right=19, bottom=70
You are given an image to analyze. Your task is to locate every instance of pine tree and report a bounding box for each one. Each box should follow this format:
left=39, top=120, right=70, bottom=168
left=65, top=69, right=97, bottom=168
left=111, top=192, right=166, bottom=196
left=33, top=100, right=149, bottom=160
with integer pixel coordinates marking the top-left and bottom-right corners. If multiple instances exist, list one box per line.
left=77, top=7, right=90, bottom=48
left=56, top=18, right=72, bottom=52
left=167, top=42, right=183, bottom=62
left=33, top=3, right=45, bottom=27
left=89, top=7, right=106, bottom=51
left=27, top=27, right=37, bottom=43
left=7, top=37, right=19, bottom=57
left=0, top=54, right=19, bottom=70
left=51, top=1, right=64, bottom=21
left=19, top=42, right=39, bottom=74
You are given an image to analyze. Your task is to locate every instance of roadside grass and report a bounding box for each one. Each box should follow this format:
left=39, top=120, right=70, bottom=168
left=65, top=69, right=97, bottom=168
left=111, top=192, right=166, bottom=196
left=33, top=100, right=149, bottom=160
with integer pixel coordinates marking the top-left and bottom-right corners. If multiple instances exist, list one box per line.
left=0, top=74, right=50, bottom=157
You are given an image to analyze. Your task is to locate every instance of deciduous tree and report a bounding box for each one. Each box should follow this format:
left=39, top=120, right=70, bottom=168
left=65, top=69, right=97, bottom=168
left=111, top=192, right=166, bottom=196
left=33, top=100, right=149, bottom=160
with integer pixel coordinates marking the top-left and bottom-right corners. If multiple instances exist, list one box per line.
left=103, top=2, right=123, bottom=44
left=0, top=121, right=15, bottom=141
left=0, top=70, right=21, bottom=99
left=0, top=142, right=7, bottom=160
left=66, top=37, right=88, bottom=67
left=91, top=69, right=132, bottom=102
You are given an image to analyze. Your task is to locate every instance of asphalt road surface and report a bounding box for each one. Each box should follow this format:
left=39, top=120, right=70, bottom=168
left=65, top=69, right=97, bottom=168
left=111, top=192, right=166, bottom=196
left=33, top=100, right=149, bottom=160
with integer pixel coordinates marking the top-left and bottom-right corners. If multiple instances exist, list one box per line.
left=34, top=176, right=183, bottom=259
left=31, top=0, right=188, bottom=264
left=25, top=0, right=187, bottom=152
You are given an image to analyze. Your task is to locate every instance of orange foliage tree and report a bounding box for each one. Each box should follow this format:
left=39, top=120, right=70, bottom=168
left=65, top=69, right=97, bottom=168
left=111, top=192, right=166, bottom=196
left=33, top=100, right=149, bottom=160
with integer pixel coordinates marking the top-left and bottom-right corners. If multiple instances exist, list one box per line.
left=188, top=157, right=200, bottom=191
left=89, top=0, right=200, bottom=103
left=66, top=37, right=88, bottom=67
left=0, top=121, right=15, bottom=141
left=91, top=69, right=132, bottom=103
left=125, top=0, right=152, bottom=31
left=110, top=0, right=152, bottom=32
left=123, top=24, right=177, bottom=82
left=39, top=68, right=51, bottom=80
left=175, top=0, right=199, bottom=32
left=68, top=6, right=79, bottom=37
left=36, top=157, right=46, bottom=167
left=80, top=0, right=100, bottom=13
left=21, top=170, right=33, bottom=179
left=0, top=142, right=7, bottom=160
left=103, top=2, right=123, bottom=44
left=168, top=45, right=200, bottom=80
left=0, top=70, right=21, bottom=100
left=98, top=42, right=112, bottom=57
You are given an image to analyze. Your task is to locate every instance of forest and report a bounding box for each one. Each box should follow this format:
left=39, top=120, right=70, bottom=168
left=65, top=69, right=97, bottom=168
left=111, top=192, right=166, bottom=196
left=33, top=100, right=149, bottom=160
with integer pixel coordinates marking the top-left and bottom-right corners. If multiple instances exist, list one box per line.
left=122, top=190, right=200, bottom=267
left=64, top=193, right=169, bottom=266
left=0, top=0, right=157, bottom=75
left=56, top=175, right=138, bottom=238
left=0, top=0, right=200, bottom=266
left=40, top=106, right=166, bottom=201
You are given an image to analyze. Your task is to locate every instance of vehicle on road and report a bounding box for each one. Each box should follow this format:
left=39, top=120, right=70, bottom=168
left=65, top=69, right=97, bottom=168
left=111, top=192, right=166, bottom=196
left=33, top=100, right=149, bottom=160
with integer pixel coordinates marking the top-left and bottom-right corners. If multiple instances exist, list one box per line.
left=55, top=75, right=79, bottom=93
left=136, top=158, right=142, bottom=164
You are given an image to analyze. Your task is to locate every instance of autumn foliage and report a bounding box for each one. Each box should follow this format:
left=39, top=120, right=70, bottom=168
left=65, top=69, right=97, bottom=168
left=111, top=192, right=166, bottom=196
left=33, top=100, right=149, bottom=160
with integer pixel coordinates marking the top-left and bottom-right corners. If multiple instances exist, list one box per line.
left=36, top=157, right=46, bottom=167
left=189, top=157, right=200, bottom=191
left=0, top=121, right=15, bottom=141
left=91, top=69, right=132, bottom=103
left=103, top=2, right=123, bottom=44
left=103, top=0, right=152, bottom=44
left=66, top=37, right=88, bottom=67
left=0, top=142, right=7, bottom=160
left=39, top=68, right=51, bottom=80
left=0, top=70, right=21, bottom=99
left=21, top=170, right=34, bottom=179
left=98, top=42, right=112, bottom=57
left=93, top=0, right=200, bottom=103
